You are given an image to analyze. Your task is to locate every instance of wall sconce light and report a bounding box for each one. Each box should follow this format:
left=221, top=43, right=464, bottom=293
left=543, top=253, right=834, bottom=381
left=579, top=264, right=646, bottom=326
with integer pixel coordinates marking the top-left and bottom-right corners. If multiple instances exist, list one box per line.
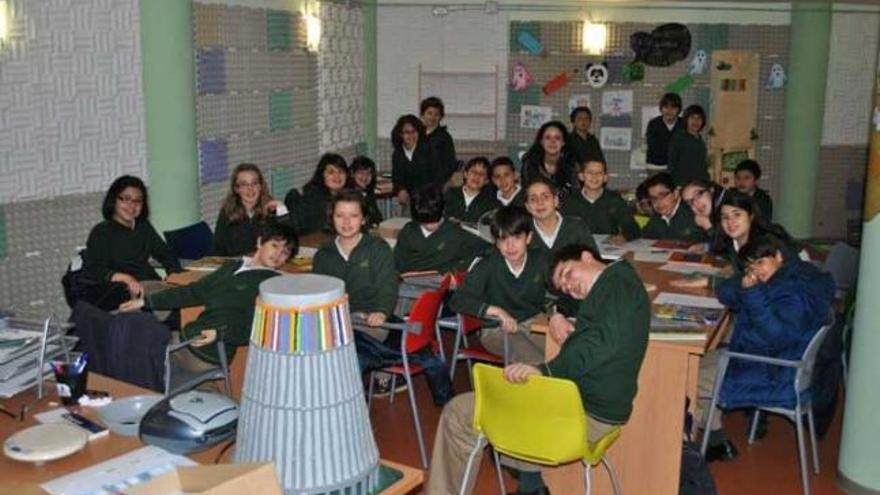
left=306, top=13, right=321, bottom=52
left=582, top=21, right=607, bottom=56
left=0, top=0, right=10, bottom=48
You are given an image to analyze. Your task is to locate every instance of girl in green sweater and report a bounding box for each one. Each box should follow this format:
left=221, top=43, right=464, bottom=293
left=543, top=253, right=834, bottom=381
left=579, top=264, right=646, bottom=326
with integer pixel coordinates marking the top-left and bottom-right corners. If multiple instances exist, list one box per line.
left=293, top=153, right=351, bottom=234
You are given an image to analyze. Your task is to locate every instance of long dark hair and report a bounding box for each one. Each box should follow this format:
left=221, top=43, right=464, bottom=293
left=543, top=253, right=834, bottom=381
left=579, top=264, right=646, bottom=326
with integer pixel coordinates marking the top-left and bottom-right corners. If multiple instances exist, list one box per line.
left=718, top=191, right=794, bottom=247
left=306, top=153, right=350, bottom=192
left=391, top=114, right=426, bottom=150
left=102, top=175, right=149, bottom=221
left=222, top=163, right=273, bottom=224
left=521, top=120, right=575, bottom=192
left=350, top=155, right=378, bottom=192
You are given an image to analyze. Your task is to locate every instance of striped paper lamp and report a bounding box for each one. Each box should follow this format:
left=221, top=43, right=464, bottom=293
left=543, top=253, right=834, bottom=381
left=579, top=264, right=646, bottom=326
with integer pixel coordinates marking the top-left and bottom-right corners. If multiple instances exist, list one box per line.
left=234, top=274, right=380, bottom=494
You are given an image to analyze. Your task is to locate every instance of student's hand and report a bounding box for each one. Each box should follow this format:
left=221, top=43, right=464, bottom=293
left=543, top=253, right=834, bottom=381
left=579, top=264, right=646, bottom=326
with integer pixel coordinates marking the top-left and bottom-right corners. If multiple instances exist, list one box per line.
left=485, top=306, right=518, bottom=333
left=503, top=363, right=541, bottom=384
left=741, top=272, right=759, bottom=289
left=264, top=199, right=283, bottom=214
left=118, top=297, right=145, bottom=312
left=670, top=275, right=709, bottom=289
left=366, top=312, right=387, bottom=327
left=397, top=190, right=410, bottom=205
left=548, top=313, right=574, bottom=345
left=608, top=235, right=627, bottom=246
left=111, top=272, right=142, bottom=298
left=694, top=215, right=712, bottom=231
left=718, top=265, right=735, bottom=278
left=687, top=243, right=707, bottom=254
left=191, top=329, right=218, bottom=347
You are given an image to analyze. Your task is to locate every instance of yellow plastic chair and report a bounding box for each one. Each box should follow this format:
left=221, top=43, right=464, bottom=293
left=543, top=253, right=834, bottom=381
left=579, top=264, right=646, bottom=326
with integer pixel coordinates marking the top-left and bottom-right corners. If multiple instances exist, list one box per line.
left=460, top=363, right=623, bottom=495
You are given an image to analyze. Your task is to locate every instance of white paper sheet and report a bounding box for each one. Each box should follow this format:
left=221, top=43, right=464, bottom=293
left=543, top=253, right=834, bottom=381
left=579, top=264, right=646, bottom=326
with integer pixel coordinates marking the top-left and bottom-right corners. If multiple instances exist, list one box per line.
left=659, top=263, right=722, bottom=276
left=634, top=251, right=671, bottom=263
left=653, top=292, right=724, bottom=309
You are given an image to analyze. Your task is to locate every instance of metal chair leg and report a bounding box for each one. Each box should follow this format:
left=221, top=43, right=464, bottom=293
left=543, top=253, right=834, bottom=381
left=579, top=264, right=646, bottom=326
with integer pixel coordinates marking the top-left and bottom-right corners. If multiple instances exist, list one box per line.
left=602, top=456, right=623, bottom=495
left=583, top=463, right=592, bottom=495
left=367, top=371, right=376, bottom=409
left=700, top=354, right=729, bottom=457
left=459, top=435, right=487, bottom=495
left=435, top=322, right=446, bottom=363
left=450, top=323, right=464, bottom=381
left=794, top=405, right=812, bottom=495
left=404, top=373, right=428, bottom=468
left=806, top=407, right=820, bottom=474
left=748, top=409, right=761, bottom=445
left=492, top=448, right=505, bottom=495
left=389, top=373, right=397, bottom=404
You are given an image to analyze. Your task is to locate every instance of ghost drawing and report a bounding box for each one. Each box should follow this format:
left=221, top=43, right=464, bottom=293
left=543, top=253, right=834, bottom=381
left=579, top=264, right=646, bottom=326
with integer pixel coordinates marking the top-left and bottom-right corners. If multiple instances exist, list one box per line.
left=510, top=62, right=534, bottom=92
left=766, top=63, right=787, bottom=89
left=688, top=49, right=708, bottom=75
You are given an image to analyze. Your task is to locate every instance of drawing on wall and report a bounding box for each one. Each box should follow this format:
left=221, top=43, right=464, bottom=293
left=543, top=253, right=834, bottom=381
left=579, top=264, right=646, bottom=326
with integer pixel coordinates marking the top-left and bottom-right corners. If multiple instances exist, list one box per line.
left=517, top=30, right=544, bottom=55
left=520, top=105, right=553, bottom=129
left=630, top=23, right=692, bottom=67
left=602, top=90, right=633, bottom=117
left=688, top=49, right=708, bottom=75
left=623, top=62, right=645, bottom=82
left=568, top=94, right=591, bottom=114
left=630, top=148, right=647, bottom=170
left=543, top=70, right=573, bottom=95
left=666, top=74, right=695, bottom=94
left=510, top=62, right=535, bottom=92
left=766, top=63, right=787, bottom=89
left=584, top=63, right=609, bottom=88
left=601, top=127, right=632, bottom=151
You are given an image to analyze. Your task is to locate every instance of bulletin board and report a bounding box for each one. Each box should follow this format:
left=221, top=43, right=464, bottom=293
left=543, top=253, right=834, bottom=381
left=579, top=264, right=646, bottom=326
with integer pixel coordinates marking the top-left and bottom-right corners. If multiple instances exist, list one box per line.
left=505, top=21, right=790, bottom=194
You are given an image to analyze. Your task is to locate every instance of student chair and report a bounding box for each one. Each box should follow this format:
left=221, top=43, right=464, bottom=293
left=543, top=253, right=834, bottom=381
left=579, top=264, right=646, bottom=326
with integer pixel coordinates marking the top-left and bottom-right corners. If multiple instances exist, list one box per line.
left=164, top=329, right=232, bottom=398
left=365, top=277, right=451, bottom=468
left=700, top=316, right=835, bottom=495
left=461, top=363, right=623, bottom=495
left=163, top=221, right=214, bottom=261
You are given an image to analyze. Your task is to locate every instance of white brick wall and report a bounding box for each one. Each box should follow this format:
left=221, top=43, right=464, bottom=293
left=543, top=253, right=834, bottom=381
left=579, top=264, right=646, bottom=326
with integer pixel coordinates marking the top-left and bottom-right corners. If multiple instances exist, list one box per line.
left=318, top=2, right=365, bottom=153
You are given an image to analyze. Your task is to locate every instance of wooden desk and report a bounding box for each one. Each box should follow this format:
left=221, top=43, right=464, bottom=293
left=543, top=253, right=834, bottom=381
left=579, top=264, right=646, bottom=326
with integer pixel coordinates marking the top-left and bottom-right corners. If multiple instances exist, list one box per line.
left=1, top=374, right=424, bottom=494
left=533, top=258, right=722, bottom=495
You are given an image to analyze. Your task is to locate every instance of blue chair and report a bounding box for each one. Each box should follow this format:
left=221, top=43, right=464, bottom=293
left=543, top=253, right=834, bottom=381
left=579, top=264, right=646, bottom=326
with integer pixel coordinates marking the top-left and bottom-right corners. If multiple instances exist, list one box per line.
left=164, top=221, right=214, bottom=261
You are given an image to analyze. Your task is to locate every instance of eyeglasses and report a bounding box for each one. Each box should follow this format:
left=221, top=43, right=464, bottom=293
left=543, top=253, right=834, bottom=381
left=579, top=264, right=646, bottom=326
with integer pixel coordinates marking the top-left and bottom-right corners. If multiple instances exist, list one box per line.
left=117, top=195, right=144, bottom=205
left=648, top=189, right=672, bottom=203
left=682, top=189, right=707, bottom=207
left=235, top=181, right=261, bottom=189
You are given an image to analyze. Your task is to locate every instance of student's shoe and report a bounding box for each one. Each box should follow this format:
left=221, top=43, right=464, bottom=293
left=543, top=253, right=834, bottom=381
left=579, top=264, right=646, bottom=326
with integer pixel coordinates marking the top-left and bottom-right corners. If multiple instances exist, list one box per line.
left=506, top=487, right=550, bottom=495
left=372, top=376, right=408, bottom=398
left=705, top=439, right=739, bottom=462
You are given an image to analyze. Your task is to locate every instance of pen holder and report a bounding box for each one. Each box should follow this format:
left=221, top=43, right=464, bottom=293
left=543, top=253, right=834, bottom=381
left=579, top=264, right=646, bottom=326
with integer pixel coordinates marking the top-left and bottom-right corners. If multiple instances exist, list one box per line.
left=51, top=353, right=89, bottom=406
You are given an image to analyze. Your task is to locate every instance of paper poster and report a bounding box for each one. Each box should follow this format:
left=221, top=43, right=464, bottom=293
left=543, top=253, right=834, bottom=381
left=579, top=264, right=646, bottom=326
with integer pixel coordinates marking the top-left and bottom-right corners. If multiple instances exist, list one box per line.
left=630, top=148, right=647, bottom=170
left=568, top=93, right=591, bottom=114
left=601, top=90, right=633, bottom=116
left=641, top=106, right=662, bottom=137
left=520, top=105, right=553, bottom=129
left=601, top=127, right=632, bottom=151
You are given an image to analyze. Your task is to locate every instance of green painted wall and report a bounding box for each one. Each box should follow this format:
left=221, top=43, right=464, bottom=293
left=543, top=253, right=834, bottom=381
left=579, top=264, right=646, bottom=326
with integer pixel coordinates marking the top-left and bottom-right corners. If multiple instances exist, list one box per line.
left=363, top=0, right=378, bottom=159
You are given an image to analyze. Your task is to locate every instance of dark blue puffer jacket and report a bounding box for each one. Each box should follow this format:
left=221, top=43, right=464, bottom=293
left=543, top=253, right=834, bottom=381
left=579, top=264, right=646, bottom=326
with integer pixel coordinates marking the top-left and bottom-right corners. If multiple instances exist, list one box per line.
left=715, top=260, right=835, bottom=409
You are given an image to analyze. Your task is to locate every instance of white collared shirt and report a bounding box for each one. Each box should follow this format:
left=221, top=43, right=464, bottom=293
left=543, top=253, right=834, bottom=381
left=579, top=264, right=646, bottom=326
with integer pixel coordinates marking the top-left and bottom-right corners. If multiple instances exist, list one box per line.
left=581, top=189, right=604, bottom=205
left=420, top=219, right=443, bottom=238
left=404, top=147, right=415, bottom=161
left=334, top=234, right=362, bottom=262
left=234, top=256, right=278, bottom=275
left=497, top=185, right=522, bottom=206
left=661, top=199, right=682, bottom=226
left=534, top=212, right=563, bottom=249
left=665, top=120, right=677, bottom=131
left=504, top=254, right=528, bottom=279
left=462, top=188, right=479, bottom=209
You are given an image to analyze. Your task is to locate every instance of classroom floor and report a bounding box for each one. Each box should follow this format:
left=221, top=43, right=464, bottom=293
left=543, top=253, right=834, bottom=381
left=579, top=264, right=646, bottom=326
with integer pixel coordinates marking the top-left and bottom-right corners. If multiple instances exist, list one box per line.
left=368, top=351, right=848, bottom=495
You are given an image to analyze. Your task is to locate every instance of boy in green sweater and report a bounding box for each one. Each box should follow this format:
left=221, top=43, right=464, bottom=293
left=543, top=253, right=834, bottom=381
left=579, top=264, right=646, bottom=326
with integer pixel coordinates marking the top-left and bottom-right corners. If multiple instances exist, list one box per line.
left=641, top=172, right=709, bottom=243
left=561, top=158, right=641, bottom=241
left=449, top=205, right=549, bottom=364
left=491, top=156, right=525, bottom=207
left=119, top=221, right=298, bottom=366
left=525, top=176, right=599, bottom=256
left=394, top=185, right=490, bottom=274
left=733, top=159, right=773, bottom=221
left=568, top=106, right=605, bottom=166
left=443, top=157, right=500, bottom=224
left=428, top=243, right=650, bottom=495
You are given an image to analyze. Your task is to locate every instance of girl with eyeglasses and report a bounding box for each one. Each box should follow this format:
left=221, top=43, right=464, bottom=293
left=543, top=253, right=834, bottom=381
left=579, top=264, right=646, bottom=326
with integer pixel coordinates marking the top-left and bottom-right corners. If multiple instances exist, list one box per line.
left=212, top=163, right=288, bottom=256
left=679, top=178, right=728, bottom=253
left=81, top=175, right=182, bottom=310
left=391, top=114, right=444, bottom=207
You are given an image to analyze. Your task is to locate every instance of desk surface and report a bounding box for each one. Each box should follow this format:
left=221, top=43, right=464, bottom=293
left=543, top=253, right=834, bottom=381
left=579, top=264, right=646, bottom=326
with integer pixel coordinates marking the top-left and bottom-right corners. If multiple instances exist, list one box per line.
left=0, top=374, right=424, bottom=494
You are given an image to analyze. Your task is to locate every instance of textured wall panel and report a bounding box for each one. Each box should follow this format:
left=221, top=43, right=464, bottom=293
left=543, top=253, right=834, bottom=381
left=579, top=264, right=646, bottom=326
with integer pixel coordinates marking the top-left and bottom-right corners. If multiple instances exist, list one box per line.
left=0, top=0, right=146, bottom=203
left=813, top=146, right=869, bottom=240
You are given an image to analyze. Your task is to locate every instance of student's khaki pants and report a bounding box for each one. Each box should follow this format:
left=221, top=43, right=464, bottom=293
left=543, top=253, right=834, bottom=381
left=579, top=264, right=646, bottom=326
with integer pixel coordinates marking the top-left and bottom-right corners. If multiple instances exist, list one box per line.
left=479, top=317, right=545, bottom=365
left=427, top=392, right=618, bottom=495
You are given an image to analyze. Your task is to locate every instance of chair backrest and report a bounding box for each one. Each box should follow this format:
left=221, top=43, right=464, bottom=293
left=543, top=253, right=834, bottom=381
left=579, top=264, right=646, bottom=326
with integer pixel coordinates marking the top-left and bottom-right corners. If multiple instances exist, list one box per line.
left=163, top=221, right=214, bottom=260
left=822, top=242, right=859, bottom=291
left=404, top=279, right=450, bottom=354
left=472, top=363, right=587, bottom=466
left=795, top=314, right=835, bottom=394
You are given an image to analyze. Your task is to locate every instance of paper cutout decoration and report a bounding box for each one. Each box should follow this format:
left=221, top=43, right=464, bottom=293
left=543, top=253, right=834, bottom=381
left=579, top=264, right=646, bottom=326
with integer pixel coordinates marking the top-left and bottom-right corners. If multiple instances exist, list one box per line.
left=602, top=90, right=633, bottom=117
left=568, top=94, right=591, bottom=114
left=716, top=61, right=732, bottom=71
left=584, top=63, right=609, bottom=88
left=543, top=71, right=573, bottom=95
left=517, top=31, right=544, bottom=55
left=510, top=62, right=534, bottom=92
left=689, top=49, right=708, bottom=75
left=630, top=23, right=692, bottom=67
left=623, top=62, right=645, bottom=82
left=766, top=63, right=787, bottom=89
left=520, top=105, right=553, bottom=129
left=665, top=74, right=694, bottom=94
left=601, top=127, right=632, bottom=151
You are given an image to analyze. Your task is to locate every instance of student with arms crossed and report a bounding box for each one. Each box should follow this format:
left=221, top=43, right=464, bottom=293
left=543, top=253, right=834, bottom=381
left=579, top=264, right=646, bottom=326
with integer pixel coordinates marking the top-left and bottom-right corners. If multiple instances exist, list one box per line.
left=491, top=156, right=525, bottom=207
left=561, top=158, right=641, bottom=242
left=428, top=243, right=650, bottom=495
left=640, top=172, right=708, bottom=243
left=645, top=92, right=684, bottom=169
left=421, top=97, right=458, bottom=183
left=119, top=221, right=298, bottom=371
left=394, top=185, right=490, bottom=275
left=443, top=157, right=500, bottom=224
left=568, top=106, right=605, bottom=166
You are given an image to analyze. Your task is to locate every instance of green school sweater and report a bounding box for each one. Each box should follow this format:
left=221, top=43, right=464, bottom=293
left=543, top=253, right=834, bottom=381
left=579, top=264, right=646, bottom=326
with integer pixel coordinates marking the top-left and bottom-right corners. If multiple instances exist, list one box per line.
left=543, top=260, right=650, bottom=424
left=296, top=183, right=333, bottom=235
left=496, top=187, right=525, bottom=208
left=443, top=187, right=501, bottom=224
left=312, top=234, right=399, bottom=317
left=83, top=219, right=182, bottom=283
left=449, top=248, right=549, bottom=322
left=569, top=131, right=605, bottom=166
left=561, top=189, right=641, bottom=241
left=642, top=201, right=708, bottom=243
left=752, top=187, right=773, bottom=222
left=667, top=130, right=709, bottom=186
left=391, top=142, right=445, bottom=194
left=146, top=260, right=279, bottom=364
left=425, top=126, right=458, bottom=182
left=394, top=220, right=490, bottom=274
left=529, top=215, right=599, bottom=257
